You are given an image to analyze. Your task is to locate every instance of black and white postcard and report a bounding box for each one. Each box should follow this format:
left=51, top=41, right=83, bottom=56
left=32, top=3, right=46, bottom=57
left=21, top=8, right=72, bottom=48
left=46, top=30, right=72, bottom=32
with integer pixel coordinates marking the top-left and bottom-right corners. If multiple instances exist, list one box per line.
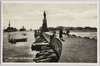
left=1, top=1, right=99, bottom=64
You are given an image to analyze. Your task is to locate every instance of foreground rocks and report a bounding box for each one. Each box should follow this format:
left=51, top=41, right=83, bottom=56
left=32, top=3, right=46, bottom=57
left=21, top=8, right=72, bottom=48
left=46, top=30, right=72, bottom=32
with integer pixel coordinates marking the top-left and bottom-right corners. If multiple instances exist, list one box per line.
left=31, top=32, right=62, bottom=63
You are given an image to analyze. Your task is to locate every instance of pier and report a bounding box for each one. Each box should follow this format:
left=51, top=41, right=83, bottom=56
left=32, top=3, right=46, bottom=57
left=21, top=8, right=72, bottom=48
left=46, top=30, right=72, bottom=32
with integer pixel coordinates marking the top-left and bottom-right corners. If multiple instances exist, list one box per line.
left=31, top=31, right=62, bottom=62
left=31, top=10, right=97, bottom=62
left=32, top=30, right=97, bottom=63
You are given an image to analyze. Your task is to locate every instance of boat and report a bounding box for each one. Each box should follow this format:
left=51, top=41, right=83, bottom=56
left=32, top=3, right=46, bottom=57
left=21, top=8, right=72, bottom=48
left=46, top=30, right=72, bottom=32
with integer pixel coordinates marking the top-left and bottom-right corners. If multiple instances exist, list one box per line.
left=9, top=38, right=27, bottom=44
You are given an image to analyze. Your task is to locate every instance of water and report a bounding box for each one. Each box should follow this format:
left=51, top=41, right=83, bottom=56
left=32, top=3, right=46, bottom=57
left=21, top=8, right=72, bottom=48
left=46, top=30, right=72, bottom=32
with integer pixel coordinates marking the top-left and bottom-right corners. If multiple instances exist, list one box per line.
left=56, top=30, right=97, bottom=39
left=3, top=31, right=37, bottom=63
left=70, top=31, right=97, bottom=39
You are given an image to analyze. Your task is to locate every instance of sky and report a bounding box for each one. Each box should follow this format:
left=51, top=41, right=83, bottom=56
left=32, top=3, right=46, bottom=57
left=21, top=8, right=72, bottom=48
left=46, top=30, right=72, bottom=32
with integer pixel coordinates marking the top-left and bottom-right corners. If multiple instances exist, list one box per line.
left=3, top=2, right=98, bottom=30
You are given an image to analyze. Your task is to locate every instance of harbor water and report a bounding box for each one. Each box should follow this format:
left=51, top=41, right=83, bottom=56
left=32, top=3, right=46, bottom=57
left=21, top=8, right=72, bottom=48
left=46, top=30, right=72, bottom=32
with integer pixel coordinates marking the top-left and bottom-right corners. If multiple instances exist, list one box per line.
left=3, top=31, right=37, bottom=62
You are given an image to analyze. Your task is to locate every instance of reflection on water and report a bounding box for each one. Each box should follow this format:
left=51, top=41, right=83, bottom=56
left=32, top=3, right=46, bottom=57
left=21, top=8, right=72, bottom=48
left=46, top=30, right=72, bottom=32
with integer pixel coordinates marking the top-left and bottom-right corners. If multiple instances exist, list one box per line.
left=3, top=31, right=37, bottom=62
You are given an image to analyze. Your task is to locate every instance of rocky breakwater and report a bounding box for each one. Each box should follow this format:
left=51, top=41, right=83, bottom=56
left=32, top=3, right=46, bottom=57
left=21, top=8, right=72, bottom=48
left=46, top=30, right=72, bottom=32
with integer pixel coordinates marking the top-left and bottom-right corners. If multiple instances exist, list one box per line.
left=31, top=32, right=62, bottom=63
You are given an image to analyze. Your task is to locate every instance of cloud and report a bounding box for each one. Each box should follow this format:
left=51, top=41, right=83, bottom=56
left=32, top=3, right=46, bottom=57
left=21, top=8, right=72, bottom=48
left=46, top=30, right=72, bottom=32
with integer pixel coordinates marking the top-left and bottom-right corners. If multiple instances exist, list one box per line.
left=3, top=3, right=98, bottom=29
left=81, top=10, right=97, bottom=19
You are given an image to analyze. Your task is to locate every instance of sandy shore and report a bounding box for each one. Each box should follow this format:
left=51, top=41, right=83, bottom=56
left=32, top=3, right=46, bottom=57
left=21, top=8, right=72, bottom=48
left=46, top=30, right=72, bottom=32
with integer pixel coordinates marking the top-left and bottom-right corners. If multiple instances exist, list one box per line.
left=58, top=34, right=97, bottom=63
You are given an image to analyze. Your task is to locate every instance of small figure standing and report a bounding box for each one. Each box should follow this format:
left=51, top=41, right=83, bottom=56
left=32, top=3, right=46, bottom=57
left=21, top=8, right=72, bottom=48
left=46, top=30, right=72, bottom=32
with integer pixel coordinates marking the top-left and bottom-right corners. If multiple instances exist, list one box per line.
left=59, top=29, right=63, bottom=40
left=53, top=30, right=56, bottom=37
left=66, top=29, right=70, bottom=37
left=34, top=30, right=37, bottom=38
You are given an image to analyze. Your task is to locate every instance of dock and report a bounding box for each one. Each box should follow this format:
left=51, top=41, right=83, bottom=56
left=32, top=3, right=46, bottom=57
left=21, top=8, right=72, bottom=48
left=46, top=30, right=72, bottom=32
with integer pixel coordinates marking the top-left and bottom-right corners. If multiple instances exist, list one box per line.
left=31, top=31, right=62, bottom=62
left=32, top=31, right=97, bottom=63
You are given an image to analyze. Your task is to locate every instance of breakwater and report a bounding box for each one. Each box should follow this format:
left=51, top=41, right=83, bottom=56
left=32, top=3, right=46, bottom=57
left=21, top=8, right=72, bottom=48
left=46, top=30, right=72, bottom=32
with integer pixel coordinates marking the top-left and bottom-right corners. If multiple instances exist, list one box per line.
left=31, top=32, right=62, bottom=62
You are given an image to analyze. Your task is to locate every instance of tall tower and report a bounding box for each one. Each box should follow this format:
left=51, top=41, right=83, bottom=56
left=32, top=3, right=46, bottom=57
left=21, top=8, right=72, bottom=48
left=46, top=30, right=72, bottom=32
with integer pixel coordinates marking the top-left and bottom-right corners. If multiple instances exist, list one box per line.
left=42, top=11, right=48, bottom=32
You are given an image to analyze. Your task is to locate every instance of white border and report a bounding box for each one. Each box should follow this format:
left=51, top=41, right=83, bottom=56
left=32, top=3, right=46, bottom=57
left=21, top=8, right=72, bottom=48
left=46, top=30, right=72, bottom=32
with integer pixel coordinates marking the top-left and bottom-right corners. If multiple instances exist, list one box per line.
left=1, top=1, right=99, bottom=65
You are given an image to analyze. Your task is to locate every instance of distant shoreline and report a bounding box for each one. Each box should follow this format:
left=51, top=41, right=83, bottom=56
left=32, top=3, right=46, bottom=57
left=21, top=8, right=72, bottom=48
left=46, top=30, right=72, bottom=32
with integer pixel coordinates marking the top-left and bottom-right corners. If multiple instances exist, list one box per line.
left=3, top=29, right=97, bottom=33
left=70, top=30, right=97, bottom=32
